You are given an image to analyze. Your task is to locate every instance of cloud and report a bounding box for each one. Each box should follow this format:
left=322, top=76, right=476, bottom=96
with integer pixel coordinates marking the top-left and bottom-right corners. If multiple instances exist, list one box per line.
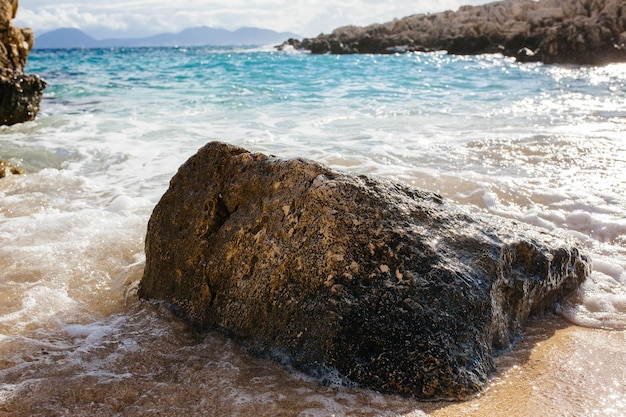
left=15, top=0, right=492, bottom=38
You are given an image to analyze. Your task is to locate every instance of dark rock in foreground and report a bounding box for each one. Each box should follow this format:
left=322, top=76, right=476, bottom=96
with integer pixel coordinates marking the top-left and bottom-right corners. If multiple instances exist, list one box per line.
left=281, top=0, right=626, bottom=65
left=0, top=70, right=46, bottom=126
left=139, top=142, right=590, bottom=399
left=0, top=0, right=46, bottom=126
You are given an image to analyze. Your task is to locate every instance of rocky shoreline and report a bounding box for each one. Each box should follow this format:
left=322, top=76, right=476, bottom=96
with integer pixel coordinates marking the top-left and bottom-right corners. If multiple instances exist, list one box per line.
left=0, top=0, right=46, bottom=126
left=280, top=0, right=626, bottom=65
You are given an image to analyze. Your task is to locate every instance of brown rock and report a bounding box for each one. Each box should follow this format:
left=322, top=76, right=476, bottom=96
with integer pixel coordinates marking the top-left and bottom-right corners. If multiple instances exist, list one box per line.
left=0, top=0, right=45, bottom=125
left=0, top=69, right=46, bottom=125
left=139, top=142, right=590, bottom=399
left=0, top=158, right=22, bottom=177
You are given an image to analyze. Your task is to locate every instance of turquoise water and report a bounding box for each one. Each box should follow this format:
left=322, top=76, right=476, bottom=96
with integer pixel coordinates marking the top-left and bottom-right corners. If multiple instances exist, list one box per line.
left=1, top=47, right=625, bottom=415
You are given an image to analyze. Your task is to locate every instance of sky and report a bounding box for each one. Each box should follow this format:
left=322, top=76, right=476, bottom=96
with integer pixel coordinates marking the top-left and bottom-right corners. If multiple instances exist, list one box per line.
left=15, top=1, right=493, bottom=39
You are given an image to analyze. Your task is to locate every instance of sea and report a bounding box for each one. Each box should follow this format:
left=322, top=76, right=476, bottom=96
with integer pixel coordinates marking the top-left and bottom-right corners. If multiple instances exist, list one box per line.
left=0, top=46, right=625, bottom=416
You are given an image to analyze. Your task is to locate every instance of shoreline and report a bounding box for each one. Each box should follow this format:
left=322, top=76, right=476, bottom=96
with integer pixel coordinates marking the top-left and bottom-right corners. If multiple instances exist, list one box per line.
left=282, top=0, right=626, bottom=65
left=422, top=317, right=626, bottom=416
left=5, top=307, right=622, bottom=416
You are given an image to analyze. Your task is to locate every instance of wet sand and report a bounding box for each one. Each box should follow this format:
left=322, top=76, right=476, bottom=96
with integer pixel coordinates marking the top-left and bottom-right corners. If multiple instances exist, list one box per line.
left=2, top=307, right=624, bottom=417
left=424, top=318, right=626, bottom=417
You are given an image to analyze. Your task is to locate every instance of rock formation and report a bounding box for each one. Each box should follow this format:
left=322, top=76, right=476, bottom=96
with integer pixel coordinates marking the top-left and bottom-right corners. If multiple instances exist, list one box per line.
left=139, top=142, right=590, bottom=399
left=281, top=0, right=626, bottom=65
left=0, top=158, right=22, bottom=177
left=0, top=0, right=46, bottom=126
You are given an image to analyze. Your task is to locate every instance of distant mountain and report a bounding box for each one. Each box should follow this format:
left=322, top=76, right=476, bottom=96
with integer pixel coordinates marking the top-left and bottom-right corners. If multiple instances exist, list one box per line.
left=34, top=28, right=101, bottom=49
left=34, top=27, right=302, bottom=49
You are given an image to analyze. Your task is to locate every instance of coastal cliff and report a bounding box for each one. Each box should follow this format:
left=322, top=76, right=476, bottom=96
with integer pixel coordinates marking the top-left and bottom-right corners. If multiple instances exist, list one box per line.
left=139, top=142, right=590, bottom=399
left=0, top=0, right=46, bottom=126
left=283, top=0, right=626, bottom=65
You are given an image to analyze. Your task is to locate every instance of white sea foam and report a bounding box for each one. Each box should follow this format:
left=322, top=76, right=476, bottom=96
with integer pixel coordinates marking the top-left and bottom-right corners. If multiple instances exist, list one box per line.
left=0, top=171, right=147, bottom=338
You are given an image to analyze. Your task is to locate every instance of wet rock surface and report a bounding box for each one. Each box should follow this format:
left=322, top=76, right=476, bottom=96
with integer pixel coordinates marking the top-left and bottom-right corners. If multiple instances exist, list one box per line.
left=139, top=141, right=590, bottom=399
left=0, top=70, right=46, bottom=126
left=281, top=0, right=626, bottom=65
left=0, top=158, right=22, bottom=177
left=0, top=0, right=45, bottom=126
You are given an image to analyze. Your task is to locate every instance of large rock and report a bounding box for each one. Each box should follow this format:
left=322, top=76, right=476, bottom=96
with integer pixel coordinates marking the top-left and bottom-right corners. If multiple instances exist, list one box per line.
left=282, top=0, right=626, bottom=65
left=139, top=142, right=590, bottom=399
left=0, top=0, right=45, bottom=126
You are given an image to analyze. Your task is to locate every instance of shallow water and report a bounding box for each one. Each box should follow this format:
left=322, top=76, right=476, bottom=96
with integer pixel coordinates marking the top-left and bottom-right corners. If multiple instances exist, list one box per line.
left=1, top=47, right=625, bottom=415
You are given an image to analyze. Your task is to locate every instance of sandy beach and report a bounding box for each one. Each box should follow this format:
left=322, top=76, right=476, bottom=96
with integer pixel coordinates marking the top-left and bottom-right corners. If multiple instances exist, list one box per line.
left=424, top=318, right=626, bottom=416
